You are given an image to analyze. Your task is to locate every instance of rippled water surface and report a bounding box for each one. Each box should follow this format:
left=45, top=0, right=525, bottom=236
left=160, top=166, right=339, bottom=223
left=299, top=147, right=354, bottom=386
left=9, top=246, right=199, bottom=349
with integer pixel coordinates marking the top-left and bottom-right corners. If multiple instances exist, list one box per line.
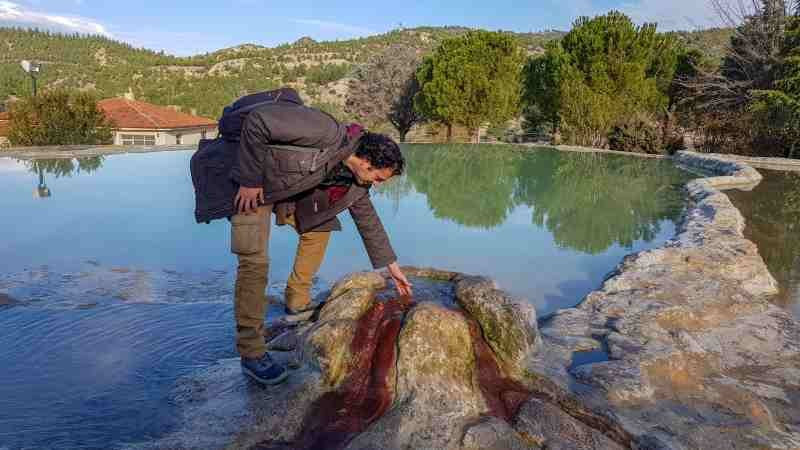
left=0, top=146, right=691, bottom=449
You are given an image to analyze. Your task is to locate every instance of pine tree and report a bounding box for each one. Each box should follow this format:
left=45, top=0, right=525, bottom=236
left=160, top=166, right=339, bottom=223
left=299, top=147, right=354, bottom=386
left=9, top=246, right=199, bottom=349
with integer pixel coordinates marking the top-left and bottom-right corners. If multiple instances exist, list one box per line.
left=415, top=31, right=525, bottom=143
left=522, top=11, right=680, bottom=149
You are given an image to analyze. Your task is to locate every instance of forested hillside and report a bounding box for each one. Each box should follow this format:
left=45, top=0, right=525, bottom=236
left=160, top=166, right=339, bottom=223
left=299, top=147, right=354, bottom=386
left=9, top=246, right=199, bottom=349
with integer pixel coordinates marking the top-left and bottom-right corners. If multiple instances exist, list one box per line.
left=0, top=25, right=728, bottom=120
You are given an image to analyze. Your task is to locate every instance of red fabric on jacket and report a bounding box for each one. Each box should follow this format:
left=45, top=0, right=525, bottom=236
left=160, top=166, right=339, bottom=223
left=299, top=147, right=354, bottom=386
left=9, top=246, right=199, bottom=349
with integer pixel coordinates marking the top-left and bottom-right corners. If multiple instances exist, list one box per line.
left=325, top=122, right=363, bottom=204
left=327, top=185, right=349, bottom=204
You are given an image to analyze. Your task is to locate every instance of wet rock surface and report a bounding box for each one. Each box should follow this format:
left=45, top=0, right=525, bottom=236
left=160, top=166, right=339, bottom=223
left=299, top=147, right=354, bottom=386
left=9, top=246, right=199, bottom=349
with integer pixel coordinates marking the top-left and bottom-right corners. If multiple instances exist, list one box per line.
left=456, top=276, right=541, bottom=385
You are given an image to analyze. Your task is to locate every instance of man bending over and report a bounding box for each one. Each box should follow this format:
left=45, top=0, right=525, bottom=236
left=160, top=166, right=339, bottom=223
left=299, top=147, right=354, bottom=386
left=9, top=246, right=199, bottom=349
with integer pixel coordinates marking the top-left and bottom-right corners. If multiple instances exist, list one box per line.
left=229, top=95, right=412, bottom=386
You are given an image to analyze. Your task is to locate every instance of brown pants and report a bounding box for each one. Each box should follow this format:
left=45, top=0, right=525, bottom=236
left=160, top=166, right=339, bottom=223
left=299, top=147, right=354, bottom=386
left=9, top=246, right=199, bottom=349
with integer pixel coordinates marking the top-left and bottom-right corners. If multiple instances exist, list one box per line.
left=231, top=205, right=331, bottom=358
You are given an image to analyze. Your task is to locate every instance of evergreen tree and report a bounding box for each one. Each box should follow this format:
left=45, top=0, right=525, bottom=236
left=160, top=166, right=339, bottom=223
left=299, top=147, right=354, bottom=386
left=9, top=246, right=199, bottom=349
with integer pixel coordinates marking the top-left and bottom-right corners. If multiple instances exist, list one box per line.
left=751, top=13, right=800, bottom=157
left=521, top=41, right=569, bottom=136
left=415, top=30, right=525, bottom=142
left=522, top=11, right=680, bottom=149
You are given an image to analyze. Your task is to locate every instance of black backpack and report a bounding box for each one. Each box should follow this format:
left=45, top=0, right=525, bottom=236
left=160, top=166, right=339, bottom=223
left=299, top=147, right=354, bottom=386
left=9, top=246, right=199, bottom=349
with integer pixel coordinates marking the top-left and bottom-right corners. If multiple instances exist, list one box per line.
left=190, top=88, right=304, bottom=224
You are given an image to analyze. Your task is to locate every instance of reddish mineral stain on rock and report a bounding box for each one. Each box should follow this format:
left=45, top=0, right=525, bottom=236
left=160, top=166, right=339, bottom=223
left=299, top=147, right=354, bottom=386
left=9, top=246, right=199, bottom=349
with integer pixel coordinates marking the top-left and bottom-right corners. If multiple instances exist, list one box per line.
left=297, top=295, right=415, bottom=450
left=466, top=319, right=532, bottom=422
left=259, top=296, right=534, bottom=450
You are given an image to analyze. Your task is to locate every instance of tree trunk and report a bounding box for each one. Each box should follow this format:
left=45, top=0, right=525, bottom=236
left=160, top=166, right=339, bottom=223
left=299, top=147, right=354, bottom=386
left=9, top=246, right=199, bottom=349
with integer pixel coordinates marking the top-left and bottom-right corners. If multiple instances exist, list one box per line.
left=552, top=126, right=562, bottom=145
left=446, top=123, right=453, bottom=143
left=473, top=127, right=481, bottom=144
left=399, top=129, right=408, bottom=143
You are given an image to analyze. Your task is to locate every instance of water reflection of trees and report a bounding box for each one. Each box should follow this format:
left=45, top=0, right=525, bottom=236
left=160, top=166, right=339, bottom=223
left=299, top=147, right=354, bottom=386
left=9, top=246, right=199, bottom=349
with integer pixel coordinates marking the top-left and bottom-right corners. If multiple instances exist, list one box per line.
left=374, top=170, right=415, bottom=215
left=729, top=171, right=800, bottom=308
left=404, top=145, right=521, bottom=228
left=400, top=146, right=689, bottom=254
left=23, top=157, right=104, bottom=178
left=515, top=152, right=687, bottom=254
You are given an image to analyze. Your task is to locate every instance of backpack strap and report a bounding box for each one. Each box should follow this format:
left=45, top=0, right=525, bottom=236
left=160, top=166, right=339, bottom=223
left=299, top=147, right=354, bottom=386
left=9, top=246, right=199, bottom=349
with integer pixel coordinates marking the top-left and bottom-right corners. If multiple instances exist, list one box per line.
left=219, top=95, right=282, bottom=142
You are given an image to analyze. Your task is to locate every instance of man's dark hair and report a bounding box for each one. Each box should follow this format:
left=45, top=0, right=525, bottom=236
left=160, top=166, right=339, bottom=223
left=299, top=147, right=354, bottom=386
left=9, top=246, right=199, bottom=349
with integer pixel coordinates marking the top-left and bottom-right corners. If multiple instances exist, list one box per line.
left=355, top=132, right=405, bottom=176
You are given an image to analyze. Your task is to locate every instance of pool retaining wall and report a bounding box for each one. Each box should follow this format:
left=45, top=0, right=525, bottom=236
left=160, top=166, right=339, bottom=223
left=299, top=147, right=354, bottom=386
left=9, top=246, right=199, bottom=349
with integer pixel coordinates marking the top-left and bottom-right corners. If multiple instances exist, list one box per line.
left=0, top=144, right=196, bottom=159
left=537, top=149, right=800, bottom=448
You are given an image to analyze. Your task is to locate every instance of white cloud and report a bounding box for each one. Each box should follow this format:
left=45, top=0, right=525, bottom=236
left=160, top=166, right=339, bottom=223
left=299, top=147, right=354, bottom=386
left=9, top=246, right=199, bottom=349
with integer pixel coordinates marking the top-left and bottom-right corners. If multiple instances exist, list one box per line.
left=0, top=1, right=111, bottom=36
left=290, top=18, right=376, bottom=36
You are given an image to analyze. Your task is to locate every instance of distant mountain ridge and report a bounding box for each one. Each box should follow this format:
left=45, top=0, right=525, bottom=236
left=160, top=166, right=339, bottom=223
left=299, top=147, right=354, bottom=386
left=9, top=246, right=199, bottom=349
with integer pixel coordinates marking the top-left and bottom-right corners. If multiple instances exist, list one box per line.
left=0, top=26, right=731, bottom=120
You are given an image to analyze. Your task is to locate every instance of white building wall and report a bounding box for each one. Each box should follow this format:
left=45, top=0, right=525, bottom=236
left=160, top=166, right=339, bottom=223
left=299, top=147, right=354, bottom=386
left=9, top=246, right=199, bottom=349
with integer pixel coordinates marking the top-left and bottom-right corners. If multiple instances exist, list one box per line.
left=113, top=126, right=216, bottom=146
left=164, top=127, right=217, bottom=145
left=113, top=130, right=159, bottom=146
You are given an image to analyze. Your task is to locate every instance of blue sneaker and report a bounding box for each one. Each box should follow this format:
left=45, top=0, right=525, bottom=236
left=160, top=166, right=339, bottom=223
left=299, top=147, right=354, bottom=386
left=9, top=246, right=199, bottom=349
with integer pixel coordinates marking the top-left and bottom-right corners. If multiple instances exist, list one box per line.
left=241, top=353, right=288, bottom=385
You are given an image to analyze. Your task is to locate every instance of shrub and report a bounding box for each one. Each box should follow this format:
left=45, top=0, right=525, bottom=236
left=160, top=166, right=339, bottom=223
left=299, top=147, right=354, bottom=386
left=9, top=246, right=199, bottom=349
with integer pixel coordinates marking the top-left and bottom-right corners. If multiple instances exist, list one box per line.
left=8, top=89, right=113, bottom=146
left=608, top=113, right=685, bottom=154
left=306, top=63, right=351, bottom=85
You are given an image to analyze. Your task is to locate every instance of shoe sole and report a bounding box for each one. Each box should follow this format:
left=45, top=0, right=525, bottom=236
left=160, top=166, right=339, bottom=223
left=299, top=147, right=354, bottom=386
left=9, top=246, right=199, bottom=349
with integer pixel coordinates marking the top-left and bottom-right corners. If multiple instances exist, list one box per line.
left=242, top=366, right=289, bottom=386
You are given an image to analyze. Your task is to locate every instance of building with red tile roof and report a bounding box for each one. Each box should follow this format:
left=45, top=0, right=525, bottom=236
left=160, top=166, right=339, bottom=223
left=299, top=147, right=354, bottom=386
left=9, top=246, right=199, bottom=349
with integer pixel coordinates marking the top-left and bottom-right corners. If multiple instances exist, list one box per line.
left=98, top=97, right=217, bottom=146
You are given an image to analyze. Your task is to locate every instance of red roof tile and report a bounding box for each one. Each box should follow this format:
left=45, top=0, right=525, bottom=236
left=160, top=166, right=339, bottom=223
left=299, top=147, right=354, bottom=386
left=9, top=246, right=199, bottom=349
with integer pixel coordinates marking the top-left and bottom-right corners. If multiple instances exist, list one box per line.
left=98, top=98, right=217, bottom=130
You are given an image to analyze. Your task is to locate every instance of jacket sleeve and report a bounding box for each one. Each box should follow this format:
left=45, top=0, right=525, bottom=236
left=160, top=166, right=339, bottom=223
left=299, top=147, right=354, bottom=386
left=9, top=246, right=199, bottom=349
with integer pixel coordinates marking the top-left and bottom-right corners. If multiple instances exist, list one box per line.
left=349, top=192, right=397, bottom=269
left=231, top=103, right=344, bottom=188
left=231, top=111, right=268, bottom=187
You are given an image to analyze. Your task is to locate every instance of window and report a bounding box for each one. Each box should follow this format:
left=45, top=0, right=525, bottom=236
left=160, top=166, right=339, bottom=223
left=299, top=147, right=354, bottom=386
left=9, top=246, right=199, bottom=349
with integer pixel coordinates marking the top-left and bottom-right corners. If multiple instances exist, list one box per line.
left=120, top=134, right=156, bottom=146
left=176, top=134, right=182, bottom=145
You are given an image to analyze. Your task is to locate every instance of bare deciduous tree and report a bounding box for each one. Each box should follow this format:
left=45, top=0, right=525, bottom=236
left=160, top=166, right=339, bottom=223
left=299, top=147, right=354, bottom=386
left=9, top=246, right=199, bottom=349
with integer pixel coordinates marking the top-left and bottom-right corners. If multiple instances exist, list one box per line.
left=680, top=0, right=790, bottom=110
left=345, top=44, right=427, bottom=142
left=388, top=75, right=424, bottom=142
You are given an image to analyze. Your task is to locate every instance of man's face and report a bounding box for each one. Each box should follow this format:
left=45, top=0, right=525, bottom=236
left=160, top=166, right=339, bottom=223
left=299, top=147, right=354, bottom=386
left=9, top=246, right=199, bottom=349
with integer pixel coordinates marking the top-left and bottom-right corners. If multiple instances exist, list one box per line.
left=350, top=156, right=395, bottom=187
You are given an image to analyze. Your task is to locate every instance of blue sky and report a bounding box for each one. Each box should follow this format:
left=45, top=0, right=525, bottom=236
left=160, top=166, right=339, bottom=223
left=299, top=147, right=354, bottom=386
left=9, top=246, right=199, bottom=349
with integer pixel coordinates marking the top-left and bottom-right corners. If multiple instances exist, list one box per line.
left=0, top=0, right=722, bottom=56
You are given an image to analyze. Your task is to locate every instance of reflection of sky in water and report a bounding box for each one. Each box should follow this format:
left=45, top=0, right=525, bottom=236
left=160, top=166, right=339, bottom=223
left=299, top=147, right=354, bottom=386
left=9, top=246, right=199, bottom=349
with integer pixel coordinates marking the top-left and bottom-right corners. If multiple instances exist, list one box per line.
left=0, top=147, right=691, bottom=448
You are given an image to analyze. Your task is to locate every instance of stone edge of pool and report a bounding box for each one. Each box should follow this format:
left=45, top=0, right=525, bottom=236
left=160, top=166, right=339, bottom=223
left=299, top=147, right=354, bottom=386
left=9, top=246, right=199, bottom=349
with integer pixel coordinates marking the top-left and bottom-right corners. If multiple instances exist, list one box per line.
left=0, top=144, right=198, bottom=159
left=535, top=150, right=800, bottom=448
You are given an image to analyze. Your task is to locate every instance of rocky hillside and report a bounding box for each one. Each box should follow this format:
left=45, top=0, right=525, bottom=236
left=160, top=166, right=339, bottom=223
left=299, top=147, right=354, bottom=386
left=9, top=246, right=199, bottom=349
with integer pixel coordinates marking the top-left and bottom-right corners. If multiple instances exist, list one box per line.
left=0, top=26, right=729, bottom=121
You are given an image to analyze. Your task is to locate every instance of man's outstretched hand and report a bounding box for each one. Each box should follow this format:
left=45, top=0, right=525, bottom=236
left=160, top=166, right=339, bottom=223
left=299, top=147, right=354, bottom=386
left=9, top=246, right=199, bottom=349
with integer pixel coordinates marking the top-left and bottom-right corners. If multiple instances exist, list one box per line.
left=234, top=186, right=264, bottom=215
left=387, top=262, right=413, bottom=297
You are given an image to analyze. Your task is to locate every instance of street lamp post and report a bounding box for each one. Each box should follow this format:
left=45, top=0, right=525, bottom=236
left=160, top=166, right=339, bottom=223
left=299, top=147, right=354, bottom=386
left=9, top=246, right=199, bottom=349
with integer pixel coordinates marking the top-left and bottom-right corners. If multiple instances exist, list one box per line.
left=34, top=165, right=51, bottom=198
left=20, top=60, right=41, bottom=96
